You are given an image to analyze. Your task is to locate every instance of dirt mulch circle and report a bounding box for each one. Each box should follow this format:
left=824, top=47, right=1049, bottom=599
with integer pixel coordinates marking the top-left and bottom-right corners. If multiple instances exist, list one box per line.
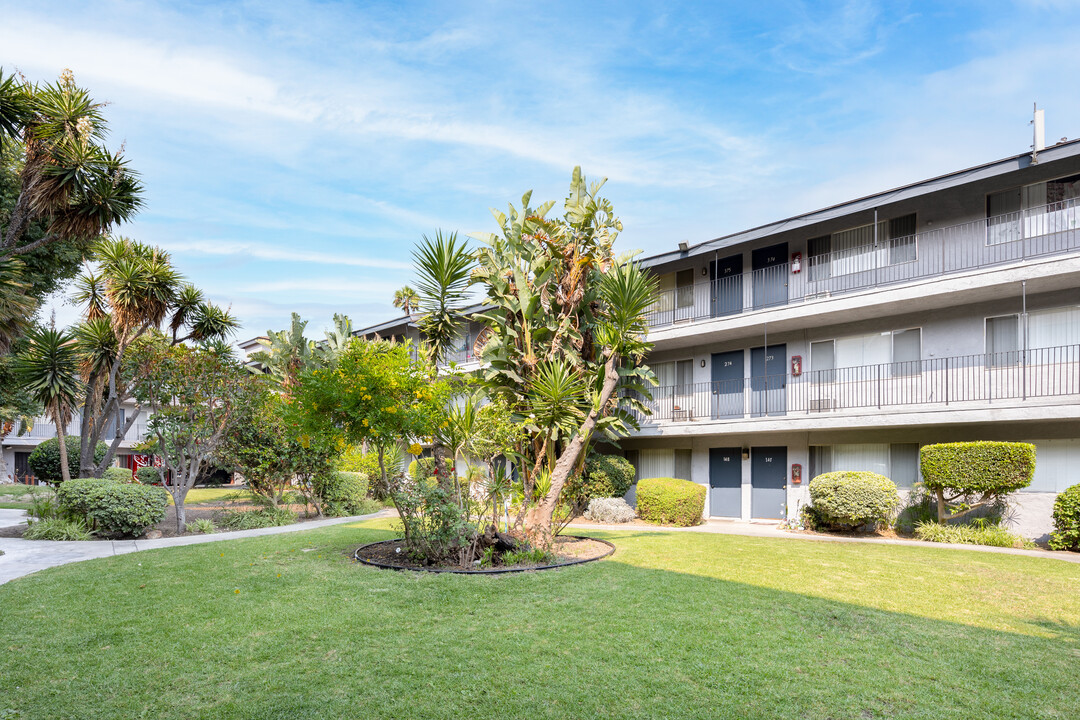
left=355, top=535, right=615, bottom=574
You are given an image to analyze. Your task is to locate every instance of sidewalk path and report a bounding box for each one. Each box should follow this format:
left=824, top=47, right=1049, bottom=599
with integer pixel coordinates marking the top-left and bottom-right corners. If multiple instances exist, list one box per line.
left=566, top=519, right=1080, bottom=564
left=0, top=508, right=397, bottom=585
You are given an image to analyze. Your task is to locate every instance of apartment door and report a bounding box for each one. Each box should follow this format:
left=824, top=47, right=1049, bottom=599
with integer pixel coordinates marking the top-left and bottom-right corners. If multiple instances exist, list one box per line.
left=750, top=344, right=786, bottom=417
left=710, top=254, right=743, bottom=317
left=709, top=448, right=742, bottom=518
left=751, top=446, right=787, bottom=520
left=752, top=242, right=788, bottom=309
left=711, top=350, right=744, bottom=418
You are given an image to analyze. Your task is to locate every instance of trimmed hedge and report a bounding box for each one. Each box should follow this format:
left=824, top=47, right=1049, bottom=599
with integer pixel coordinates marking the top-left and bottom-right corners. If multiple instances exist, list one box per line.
left=1048, top=483, right=1080, bottom=551
left=636, top=477, right=705, bottom=527
left=566, top=455, right=635, bottom=503
left=920, top=442, right=1035, bottom=497
left=27, top=437, right=107, bottom=485
left=809, top=471, right=899, bottom=531
left=58, top=478, right=168, bottom=537
left=135, top=466, right=162, bottom=485
left=314, top=471, right=370, bottom=517
left=103, top=467, right=133, bottom=483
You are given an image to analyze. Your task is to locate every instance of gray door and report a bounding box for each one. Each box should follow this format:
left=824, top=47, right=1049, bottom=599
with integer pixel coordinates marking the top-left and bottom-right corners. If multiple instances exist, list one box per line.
left=751, top=446, right=787, bottom=519
left=752, top=242, right=788, bottom=309
left=710, top=254, right=743, bottom=317
left=750, top=344, right=786, bottom=417
left=709, top=448, right=742, bottom=517
left=711, top=350, right=744, bottom=418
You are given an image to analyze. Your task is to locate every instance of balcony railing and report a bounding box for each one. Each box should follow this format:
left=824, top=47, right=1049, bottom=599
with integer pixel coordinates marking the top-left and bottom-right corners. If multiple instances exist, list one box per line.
left=632, top=344, right=1080, bottom=425
left=647, top=198, right=1080, bottom=329
left=17, top=417, right=149, bottom=443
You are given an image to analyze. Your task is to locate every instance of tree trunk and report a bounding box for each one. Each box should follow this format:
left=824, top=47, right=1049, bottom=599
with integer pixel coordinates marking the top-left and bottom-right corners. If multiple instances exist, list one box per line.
left=524, top=355, right=620, bottom=546
left=174, top=494, right=186, bottom=534
left=55, top=403, right=72, bottom=484
left=935, top=487, right=946, bottom=523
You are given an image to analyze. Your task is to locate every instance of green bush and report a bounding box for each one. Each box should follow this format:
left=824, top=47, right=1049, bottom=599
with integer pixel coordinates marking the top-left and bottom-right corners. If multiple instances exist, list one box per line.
left=23, top=517, right=93, bottom=541
left=1048, top=483, right=1080, bottom=551
left=338, top=446, right=383, bottom=477
left=636, top=477, right=705, bottom=527
left=218, top=506, right=295, bottom=530
left=28, top=438, right=107, bottom=485
left=314, top=471, right=370, bottom=517
left=135, top=466, right=162, bottom=485
left=809, top=471, right=900, bottom=531
left=565, top=455, right=635, bottom=505
left=920, top=442, right=1035, bottom=520
left=408, top=458, right=435, bottom=482
left=914, top=520, right=1034, bottom=549
left=57, top=478, right=168, bottom=537
left=103, top=466, right=132, bottom=483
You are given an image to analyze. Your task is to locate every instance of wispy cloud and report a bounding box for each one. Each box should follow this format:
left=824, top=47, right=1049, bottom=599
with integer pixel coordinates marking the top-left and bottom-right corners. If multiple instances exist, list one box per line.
left=174, top=240, right=414, bottom=270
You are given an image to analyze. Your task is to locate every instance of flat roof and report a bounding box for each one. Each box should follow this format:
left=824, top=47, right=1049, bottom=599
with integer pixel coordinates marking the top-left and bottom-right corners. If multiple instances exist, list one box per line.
left=640, top=137, right=1080, bottom=268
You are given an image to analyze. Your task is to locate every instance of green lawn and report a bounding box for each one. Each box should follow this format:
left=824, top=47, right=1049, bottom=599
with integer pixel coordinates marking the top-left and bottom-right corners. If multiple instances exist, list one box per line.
left=1, top=521, right=1077, bottom=719
left=170, top=487, right=255, bottom=505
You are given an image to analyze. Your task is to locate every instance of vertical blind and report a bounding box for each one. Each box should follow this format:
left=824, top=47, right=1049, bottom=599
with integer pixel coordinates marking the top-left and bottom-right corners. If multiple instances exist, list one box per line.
left=633, top=449, right=692, bottom=482
left=809, top=443, right=919, bottom=487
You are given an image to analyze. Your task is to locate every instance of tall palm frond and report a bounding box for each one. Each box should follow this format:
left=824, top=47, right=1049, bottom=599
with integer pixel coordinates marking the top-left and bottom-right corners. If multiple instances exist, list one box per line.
left=414, top=230, right=473, bottom=364
left=393, top=286, right=419, bottom=315
left=0, top=68, right=33, bottom=142
left=0, top=259, right=37, bottom=353
left=15, top=325, right=83, bottom=481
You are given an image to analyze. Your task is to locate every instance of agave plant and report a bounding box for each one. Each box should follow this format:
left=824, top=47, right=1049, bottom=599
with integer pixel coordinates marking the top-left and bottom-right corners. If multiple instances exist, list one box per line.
left=413, top=230, right=473, bottom=366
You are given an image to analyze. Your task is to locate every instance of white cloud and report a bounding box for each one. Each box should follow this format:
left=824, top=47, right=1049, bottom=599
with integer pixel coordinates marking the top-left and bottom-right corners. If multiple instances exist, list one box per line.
left=173, top=240, right=413, bottom=270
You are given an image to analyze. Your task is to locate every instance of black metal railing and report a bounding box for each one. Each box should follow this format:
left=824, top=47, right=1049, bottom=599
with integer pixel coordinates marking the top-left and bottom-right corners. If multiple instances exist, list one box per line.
left=632, top=344, right=1080, bottom=424
left=646, top=198, right=1080, bottom=329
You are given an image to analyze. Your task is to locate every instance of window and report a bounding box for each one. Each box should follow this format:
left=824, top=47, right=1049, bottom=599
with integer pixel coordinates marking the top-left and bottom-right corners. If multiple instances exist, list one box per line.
left=633, top=448, right=692, bottom=482
left=987, top=174, right=1080, bottom=245
left=812, top=328, right=921, bottom=377
left=985, top=315, right=1019, bottom=367
left=1028, top=306, right=1080, bottom=350
left=1026, top=439, right=1080, bottom=493
left=820, top=213, right=918, bottom=277
left=676, top=269, right=695, bottom=309
left=809, top=443, right=920, bottom=487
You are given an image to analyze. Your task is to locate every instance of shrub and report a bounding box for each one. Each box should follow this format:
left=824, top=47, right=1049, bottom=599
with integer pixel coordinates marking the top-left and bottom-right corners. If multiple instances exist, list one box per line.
left=135, top=466, right=162, bottom=485
left=408, top=458, right=436, bottom=483
left=103, top=467, right=132, bottom=483
left=58, top=478, right=168, bottom=537
left=914, top=520, right=1034, bottom=549
left=636, top=477, right=705, bottom=527
left=338, top=445, right=383, bottom=477
left=583, top=497, right=636, bottom=523
left=186, top=518, right=216, bottom=534
left=1048, top=483, right=1080, bottom=551
left=565, top=455, right=635, bottom=505
left=313, top=471, right=370, bottom=517
left=808, top=471, right=900, bottom=531
left=28, top=438, right=107, bottom=485
left=920, top=442, right=1035, bottom=522
left=23, top=517, right=93, bottom=541
left=218, top=505, right=295, bottom=530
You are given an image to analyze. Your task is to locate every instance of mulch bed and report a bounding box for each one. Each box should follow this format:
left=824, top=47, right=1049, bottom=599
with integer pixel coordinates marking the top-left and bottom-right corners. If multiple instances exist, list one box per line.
left=356, top=534, right=615, bottom=573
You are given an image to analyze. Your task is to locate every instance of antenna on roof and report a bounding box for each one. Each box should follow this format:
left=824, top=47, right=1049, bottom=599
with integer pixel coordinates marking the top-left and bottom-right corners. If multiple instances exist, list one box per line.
left=1031, top=103, right=1045, bottom=163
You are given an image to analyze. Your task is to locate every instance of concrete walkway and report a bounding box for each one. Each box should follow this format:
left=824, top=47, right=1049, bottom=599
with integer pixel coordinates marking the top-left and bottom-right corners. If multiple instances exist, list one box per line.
left=566, top=519, right=1080, bottom=564
left=0, top=508, right=396, bottom=585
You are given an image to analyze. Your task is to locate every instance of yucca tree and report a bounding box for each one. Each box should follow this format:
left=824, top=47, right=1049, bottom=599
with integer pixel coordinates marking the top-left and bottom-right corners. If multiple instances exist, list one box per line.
left=470, top=168, right=658, bottom=544
left=0, top=68, right=143, bottom=262
left=0, top=258, right=37, bottom=353
left=392, top=285, right=419, bottom=315
left=69, top=236, right=237, bottom=476
left=16, top=325, right=83, bottom=483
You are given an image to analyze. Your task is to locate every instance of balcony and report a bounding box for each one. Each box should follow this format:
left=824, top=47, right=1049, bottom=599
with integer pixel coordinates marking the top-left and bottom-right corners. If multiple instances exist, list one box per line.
left=10, top=417, right=150, bottom=445
left=631, top=344, right=1080, bottom=428
left=646, top=198, right=1080, bottom=330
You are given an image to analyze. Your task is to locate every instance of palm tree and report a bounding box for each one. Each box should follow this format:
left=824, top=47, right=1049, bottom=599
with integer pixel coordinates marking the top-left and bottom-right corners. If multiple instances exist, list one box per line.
left=413, top=231, right=473, bottom=365
left=0, top=258, right=37, bottom=353
left=393, top=286, right=420, bottom=315
left=16, top=325, right=83, bottom=483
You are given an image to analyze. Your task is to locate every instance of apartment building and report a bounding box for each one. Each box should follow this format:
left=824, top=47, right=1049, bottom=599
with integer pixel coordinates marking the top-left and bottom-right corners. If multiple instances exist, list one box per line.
left=625, top=139, right=1080, bottom=539
left=1, top=402, right=149, bottom=483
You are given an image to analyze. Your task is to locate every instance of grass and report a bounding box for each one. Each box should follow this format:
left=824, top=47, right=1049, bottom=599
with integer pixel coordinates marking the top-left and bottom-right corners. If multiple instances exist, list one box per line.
left=0, top=521, right=1077, bottom=719
left=168, top=487, right=256, bottom=505
left=0, top=484, right=53, bottom=508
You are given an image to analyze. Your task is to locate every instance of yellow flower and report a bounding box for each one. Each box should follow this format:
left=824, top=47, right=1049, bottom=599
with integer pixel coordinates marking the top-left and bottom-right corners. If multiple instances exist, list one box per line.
left=361, top=419, right=369, bottom=426
left=407, top=443, right=422, bottom=455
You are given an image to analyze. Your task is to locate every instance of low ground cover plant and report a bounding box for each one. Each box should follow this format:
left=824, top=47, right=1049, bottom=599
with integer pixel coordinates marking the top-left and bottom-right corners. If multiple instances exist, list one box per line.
left=22, top=517, right=93, bottom=541
left=808, top=471, right=899, bottom=531
left=186, top=518, right=216, bottom=534
left=218, top=505, right=295, bottom=530
left=583, top=497, right=636, bottom=523
left=636, top=477, right=705, bottom=526
left=1048, top=483, right=1080, bottom=551
left=914, top=519, right=1035, bottom=549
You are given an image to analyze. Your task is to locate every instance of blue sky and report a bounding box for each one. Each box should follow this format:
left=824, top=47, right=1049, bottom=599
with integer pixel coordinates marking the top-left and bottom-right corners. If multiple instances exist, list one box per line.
left=3, top=0, right=1080, bottom=340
